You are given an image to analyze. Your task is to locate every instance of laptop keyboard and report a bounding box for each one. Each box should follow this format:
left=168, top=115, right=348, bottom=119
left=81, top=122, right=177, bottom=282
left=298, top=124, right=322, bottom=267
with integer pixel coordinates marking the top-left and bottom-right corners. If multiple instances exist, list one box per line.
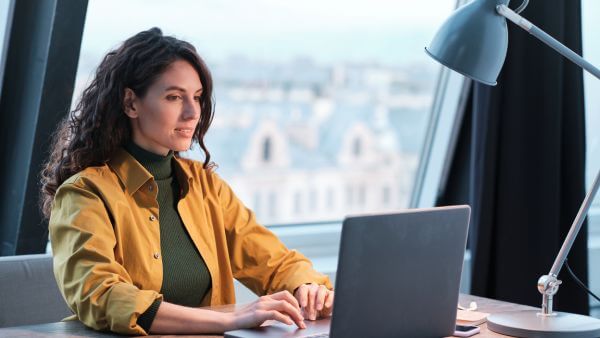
left=299, top=333, right=329, bottom=338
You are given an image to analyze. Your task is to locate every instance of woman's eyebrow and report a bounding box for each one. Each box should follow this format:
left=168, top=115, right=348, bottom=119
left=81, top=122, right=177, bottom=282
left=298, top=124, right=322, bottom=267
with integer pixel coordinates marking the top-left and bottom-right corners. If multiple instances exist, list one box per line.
left=164, top=85, right=186, bottom=92
left=164, top=85, right=203, bottom=93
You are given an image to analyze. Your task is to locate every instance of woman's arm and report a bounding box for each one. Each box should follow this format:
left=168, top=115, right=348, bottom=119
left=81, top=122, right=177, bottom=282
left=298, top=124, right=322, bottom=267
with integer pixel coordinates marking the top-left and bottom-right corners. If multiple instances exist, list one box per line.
left=148, top=291, right=306, bottom=334
left=211, top=173, right=334, bottom=321
left=52, top=176, right=305, bottom=335
left=50, top=179, right=162, bottom=335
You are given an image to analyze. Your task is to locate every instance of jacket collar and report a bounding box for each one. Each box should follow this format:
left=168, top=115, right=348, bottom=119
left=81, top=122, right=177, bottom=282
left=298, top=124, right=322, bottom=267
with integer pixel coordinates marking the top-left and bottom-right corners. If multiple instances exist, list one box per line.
left=108, top=148, right=194, bottom=196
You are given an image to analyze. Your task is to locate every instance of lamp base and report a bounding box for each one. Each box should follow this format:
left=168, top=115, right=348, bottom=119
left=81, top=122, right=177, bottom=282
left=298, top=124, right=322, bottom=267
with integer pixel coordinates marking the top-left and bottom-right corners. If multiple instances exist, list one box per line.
left=488, top=310, right=600, bottom=337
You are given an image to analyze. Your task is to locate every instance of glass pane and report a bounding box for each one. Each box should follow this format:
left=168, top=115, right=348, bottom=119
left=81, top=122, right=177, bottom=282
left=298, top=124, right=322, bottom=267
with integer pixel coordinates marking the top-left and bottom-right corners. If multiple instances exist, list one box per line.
left=0, top=0, right=12, bottom=92
left=582, top=0, right=600, bottom=317
left=74, top=0, right=457, bottom=225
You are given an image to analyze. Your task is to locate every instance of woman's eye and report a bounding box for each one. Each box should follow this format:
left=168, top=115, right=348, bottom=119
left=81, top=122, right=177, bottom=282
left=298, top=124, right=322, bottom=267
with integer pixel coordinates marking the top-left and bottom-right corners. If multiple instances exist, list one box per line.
left=167, top=95, right=182, bottom=101
left=193, top=96, right=201, bottom=101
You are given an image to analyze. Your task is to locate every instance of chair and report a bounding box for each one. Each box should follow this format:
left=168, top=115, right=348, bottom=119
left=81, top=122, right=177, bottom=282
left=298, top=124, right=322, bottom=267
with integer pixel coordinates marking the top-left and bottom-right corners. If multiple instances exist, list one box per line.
left=0, top=254, right=71, bottom=328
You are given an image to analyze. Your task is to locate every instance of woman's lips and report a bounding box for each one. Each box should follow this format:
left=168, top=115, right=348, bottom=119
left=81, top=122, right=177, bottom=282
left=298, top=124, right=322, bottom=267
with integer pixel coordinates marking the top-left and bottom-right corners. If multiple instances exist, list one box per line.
left=174, top=128, right=194, bottom=137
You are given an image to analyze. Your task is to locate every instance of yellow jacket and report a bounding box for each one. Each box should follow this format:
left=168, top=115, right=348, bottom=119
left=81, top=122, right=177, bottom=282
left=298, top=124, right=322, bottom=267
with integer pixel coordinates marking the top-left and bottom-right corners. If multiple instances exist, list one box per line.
left=49, top=148, right=332, bottom=335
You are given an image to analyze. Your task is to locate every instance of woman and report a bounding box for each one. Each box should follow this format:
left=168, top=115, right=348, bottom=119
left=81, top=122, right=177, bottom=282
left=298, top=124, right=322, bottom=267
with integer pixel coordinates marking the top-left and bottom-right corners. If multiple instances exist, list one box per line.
left=40, top=27, right=333, bottom=335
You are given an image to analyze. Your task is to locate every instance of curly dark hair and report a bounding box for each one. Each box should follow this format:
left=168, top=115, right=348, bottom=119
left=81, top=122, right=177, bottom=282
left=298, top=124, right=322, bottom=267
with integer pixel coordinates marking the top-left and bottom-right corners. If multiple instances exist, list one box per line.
left=40, top=27, right=214, bottom=218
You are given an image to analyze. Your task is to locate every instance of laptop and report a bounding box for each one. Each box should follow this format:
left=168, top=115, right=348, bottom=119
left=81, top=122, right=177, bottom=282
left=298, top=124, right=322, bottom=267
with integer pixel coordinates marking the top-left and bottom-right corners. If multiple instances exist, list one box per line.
left=225, top=205, right=471, bottom=338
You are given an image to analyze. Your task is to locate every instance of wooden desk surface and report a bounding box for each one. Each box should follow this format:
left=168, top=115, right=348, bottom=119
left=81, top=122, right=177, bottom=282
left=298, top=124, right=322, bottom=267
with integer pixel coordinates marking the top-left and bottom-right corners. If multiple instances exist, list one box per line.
left=0, top=294, right=535, bottom=337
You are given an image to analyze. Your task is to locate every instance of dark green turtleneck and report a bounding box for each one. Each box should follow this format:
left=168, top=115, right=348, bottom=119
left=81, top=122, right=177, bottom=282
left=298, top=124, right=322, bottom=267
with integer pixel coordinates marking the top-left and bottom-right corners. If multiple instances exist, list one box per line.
left=125, top=142, right=212, bottom=332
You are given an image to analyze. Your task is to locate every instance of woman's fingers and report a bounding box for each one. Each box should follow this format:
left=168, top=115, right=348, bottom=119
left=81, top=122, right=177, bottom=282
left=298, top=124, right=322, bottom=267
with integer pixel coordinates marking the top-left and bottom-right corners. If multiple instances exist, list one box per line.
left=261, top=310, right=294, bottom=326
left=306, top=284, right=319, bottom=320
left=293, top=284, right=334, bottom=320
left=294, top=286, right=309, bottom=309
left=269, top=290, right=301, bottom=310
left=255, top=295, right=305, bottom=329
left=320, top=290, right=334, bottom=317
left=315, top=285, right=328, bottom=311
left=234, top=295, right=307, bottom=330
left=268, top=299, right=305, bottom=328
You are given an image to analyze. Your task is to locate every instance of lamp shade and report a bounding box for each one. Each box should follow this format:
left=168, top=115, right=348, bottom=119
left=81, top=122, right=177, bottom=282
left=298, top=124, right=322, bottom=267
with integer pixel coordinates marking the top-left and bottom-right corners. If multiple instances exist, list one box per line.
left=425, top=0, right=510, bottom=86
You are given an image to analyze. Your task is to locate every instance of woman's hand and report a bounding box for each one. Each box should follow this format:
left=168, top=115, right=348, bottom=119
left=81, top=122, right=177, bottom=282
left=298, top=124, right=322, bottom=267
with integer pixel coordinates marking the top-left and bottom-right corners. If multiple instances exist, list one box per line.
left=294, top=283, right=334, bottom=321
left=226, top=291, right=306, bottom=330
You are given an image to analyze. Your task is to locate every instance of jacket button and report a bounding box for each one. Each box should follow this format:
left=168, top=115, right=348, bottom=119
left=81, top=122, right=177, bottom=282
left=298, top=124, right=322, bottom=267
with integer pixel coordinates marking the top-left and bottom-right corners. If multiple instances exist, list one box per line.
left=153, top=252, right=160, bottom=259
left=149, top=215, right=156, bottom=221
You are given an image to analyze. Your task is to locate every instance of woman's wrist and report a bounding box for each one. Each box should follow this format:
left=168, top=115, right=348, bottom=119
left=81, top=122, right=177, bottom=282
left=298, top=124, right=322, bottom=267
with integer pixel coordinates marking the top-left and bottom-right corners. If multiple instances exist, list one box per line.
left=191, top=308, right=235, bottom=333
left=216, top=311, right=236, bottom=332
left=149, top=301, right=234, bottom=334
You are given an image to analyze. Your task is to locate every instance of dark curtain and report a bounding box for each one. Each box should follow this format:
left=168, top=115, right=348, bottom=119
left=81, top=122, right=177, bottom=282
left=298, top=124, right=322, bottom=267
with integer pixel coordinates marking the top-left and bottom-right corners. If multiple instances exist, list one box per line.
left=467, top=0, right=589, bottom=314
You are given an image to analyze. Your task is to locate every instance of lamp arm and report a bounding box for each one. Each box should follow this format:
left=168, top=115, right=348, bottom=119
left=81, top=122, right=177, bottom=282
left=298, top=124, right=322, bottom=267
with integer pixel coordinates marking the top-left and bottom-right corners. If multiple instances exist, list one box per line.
left=550, top=168, right=600, bottom=276
left=496, top=4, right=600, bottom=80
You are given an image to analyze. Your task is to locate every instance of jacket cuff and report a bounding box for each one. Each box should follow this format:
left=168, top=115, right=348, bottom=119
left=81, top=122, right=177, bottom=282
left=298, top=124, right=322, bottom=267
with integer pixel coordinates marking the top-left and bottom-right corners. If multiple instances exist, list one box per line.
left=284, top=267, right=334, bottom=295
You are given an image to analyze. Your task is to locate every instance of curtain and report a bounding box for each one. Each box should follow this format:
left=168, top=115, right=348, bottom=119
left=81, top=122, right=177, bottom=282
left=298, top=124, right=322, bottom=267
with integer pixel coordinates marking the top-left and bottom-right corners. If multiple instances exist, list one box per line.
left=467, top=0, right=589, bottom=314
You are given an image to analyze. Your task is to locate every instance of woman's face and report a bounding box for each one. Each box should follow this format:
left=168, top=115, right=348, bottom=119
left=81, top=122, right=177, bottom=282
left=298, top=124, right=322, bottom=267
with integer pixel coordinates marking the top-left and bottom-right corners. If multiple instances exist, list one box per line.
left=125, top=60, right=202, bottom=155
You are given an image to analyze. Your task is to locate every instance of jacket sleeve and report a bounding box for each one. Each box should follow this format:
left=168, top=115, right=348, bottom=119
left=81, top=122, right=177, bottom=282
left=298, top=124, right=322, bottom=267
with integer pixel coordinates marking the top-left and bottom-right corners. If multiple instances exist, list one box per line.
left=214, top=174, right=333, bottom=295
left=49, top=179, right=162, bottom=335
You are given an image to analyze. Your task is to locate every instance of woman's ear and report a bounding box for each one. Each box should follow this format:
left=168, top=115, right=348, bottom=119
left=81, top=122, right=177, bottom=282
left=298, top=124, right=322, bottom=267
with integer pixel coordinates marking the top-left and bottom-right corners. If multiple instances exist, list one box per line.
left=123, top=88, right=138, bottom=118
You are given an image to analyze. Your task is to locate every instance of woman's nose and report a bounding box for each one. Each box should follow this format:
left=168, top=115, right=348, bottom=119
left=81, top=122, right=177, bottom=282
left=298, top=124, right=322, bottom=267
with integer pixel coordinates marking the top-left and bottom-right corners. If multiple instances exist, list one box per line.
left=183, top=97, right=200, bottom=120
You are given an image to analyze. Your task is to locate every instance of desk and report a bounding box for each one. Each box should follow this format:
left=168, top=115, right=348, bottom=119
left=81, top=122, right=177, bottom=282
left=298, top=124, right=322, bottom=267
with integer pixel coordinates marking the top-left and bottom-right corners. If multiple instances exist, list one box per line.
left=0, top=294, right=534, bottom=337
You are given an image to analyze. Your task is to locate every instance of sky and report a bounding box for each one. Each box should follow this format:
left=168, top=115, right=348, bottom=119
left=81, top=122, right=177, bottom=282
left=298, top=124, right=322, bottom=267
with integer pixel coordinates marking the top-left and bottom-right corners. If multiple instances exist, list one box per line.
left=0, top=0, right=598, bottom=187
left=79, top=0, right=456, bottom=67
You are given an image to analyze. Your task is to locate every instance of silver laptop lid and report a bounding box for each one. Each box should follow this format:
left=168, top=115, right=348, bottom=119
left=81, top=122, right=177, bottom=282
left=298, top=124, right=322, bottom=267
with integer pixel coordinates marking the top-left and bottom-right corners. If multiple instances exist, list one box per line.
left=330, top=205, right=471, bottom=338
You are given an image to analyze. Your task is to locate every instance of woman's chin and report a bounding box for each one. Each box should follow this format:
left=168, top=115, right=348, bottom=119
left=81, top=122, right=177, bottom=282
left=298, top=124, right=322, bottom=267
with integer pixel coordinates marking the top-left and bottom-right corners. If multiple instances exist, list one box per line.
left=172, top=141, right=192, bottom=152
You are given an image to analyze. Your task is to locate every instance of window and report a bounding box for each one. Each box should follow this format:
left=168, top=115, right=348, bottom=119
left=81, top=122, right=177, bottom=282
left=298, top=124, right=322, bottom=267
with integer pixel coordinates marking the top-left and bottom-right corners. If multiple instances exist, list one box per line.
left=358, top=184, right=366, bottom=208
left=73, top=0, right=465, bottom=281
left=326, top=187, right=335, bottom=209
left=383, top=186, right=391, bottom=205
left=75, top=0, right=457, bottom=222
left=353, top=137, right=362, bottom=157
left=582, top=0, right=600, bottom=317
left=267, top=191, right=277, bottom=218
left=309, top=189, right=318, bottom=212
left=0, top=0, right=13, bottom=94
left=253, top=192, right=262, bottom=219
left=293, top=191, right=303, bottom=215
left=262, top=137, right=272, bottom=163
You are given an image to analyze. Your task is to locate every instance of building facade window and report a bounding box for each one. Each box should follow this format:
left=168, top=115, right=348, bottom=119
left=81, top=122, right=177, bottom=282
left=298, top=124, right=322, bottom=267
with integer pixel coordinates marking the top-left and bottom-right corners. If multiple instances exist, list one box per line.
left=262, top=137, right=272, bottom=163
left=383, top=186, right=391, bottom=206
left=267, top=191, right=277, bottom=218
left=358, top=185, right=366, bottom=207
left=353, top=137, right=362, bottom=157
left=326, top=187, right=335, bottom=210
left=309, top=189, right=318, bottom=212
left=293, top=191, right=303, bottom=215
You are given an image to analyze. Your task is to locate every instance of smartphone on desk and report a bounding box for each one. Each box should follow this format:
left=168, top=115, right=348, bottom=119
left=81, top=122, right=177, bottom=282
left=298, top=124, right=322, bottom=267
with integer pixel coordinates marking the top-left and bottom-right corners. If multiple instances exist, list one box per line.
left=454, top=324, right=480, bottom=337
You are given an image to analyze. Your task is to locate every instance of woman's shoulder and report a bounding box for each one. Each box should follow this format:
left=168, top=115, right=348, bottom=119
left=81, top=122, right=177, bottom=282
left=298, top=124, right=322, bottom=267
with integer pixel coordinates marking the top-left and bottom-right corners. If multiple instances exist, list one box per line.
left=60, top=164, right=120, bottom=190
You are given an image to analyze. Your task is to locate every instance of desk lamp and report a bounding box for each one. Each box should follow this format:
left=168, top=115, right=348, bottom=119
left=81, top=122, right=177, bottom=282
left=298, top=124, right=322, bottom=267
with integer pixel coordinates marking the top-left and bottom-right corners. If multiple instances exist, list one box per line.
left=425, top=0, right=600, bottom=336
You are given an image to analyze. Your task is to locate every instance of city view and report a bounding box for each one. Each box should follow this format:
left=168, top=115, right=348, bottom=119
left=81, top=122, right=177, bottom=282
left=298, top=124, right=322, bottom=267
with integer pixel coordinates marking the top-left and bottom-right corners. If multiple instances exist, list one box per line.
left=184, top=57, right=435, bottom=224
left=68, top=0, right=599, bottom=227
left=74, top=0, right=454, bottom=225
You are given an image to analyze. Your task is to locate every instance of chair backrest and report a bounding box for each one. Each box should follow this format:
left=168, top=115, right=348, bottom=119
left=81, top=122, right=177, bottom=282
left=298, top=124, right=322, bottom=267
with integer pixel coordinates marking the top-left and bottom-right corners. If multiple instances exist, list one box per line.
left=0, top=253, right=72, bottom=328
